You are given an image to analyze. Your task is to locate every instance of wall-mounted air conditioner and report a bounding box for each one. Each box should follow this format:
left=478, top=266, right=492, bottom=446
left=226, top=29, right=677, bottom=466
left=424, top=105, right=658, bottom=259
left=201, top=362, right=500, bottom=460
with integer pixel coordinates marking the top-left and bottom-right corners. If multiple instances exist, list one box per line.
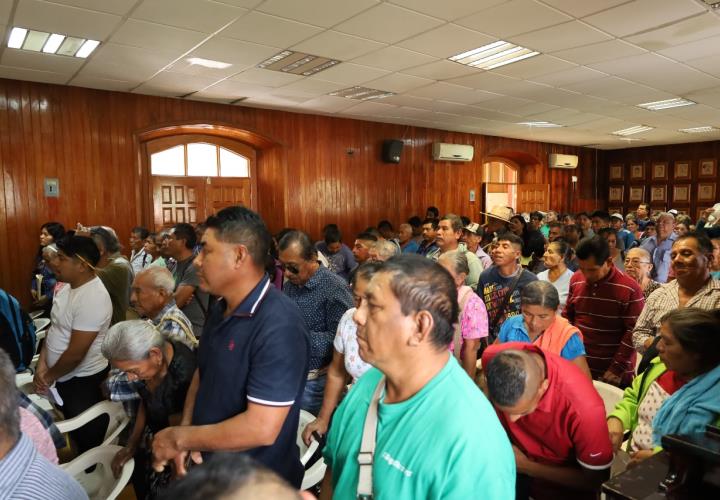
left=432, top=143, right=474, bottom=162
left=549, top=153, right=578, bottom=169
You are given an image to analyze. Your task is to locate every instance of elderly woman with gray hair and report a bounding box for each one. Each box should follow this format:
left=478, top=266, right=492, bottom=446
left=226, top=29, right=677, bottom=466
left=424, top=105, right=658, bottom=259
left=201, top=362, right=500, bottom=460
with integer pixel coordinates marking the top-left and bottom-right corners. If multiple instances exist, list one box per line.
left=102, top=320, right=196, bottom=499
left=495, top=280, right=591, bottom=378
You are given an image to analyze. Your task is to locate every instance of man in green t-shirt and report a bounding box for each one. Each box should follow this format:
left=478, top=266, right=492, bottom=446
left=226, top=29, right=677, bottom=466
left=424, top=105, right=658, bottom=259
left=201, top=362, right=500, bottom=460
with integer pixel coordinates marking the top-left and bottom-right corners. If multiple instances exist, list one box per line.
left=320, top=255, right=515, bottom=500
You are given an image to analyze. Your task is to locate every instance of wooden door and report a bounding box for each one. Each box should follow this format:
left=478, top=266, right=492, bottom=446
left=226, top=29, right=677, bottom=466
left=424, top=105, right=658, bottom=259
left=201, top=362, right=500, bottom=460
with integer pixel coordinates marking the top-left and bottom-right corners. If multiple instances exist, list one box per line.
left=483, top=182, right=517, bottom=217
left=517, top=183, right=549, bottom=213
left=152, top=177, right=206, bottom=231
left=206, top=178, right=251, bottom=216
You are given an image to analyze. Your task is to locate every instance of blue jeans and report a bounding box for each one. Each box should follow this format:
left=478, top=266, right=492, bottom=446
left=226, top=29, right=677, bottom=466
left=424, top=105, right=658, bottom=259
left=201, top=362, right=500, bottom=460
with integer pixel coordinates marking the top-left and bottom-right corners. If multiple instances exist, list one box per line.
left=301, top=375, right=327, bottom=416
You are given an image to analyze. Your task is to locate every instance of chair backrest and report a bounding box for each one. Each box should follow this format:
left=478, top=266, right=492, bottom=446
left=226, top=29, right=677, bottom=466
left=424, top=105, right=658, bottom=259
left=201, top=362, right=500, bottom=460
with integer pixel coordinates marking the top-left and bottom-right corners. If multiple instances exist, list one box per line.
left=297, top=409, right=327, bottom=491
left=593, top=380, right=625, bottom=417
left=61, top=444, right=134, bottom=500
left=56, top=401, right=130, bottom=446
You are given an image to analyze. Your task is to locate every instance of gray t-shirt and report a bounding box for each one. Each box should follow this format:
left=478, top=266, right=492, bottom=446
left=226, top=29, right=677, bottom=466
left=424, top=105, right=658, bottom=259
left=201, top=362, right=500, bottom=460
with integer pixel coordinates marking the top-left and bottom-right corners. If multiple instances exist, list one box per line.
left=173, top=256, right=209, bottom=337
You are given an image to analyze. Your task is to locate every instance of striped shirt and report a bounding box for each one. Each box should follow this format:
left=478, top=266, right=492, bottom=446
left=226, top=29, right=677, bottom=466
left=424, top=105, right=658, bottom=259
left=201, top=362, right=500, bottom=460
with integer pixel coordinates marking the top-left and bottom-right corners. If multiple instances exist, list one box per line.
left=632, top=278, right=720, bottom=352
left=563, top=266, right=644, bottom=384
left=0, top=433, right=87, bottom=499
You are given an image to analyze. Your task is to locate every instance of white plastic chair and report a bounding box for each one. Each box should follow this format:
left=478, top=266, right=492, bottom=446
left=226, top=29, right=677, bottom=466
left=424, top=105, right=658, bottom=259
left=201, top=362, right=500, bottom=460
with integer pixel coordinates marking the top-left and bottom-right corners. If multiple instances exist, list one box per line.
left=29, top=310, right=44, bottom=320
left=17, top=381, right=56, bottom=413
left=56, top=400, right=130, bottom=447
left=297, top=409, right=326, bottom=490
left=593, top=380, right=625, bottom=417
left=33, top=317, right=51, bottom=334
left=61, top=444, right=134, bottom=500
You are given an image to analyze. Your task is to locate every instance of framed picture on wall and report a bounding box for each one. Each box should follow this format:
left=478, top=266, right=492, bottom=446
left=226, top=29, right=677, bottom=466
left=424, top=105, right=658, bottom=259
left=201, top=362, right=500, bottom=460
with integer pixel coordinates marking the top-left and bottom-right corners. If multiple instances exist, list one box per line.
left=651, top=162, right=668, bottom=181
left=650, top=185, right=667, bottom=203
left=698, top=183, right=716, bottom=202
left=673, top=161, right=691, bottom=181
left=609, top=164, right=624, bottom=182
left=609, top=185, right=624, bottom=203
left=672, top=184, right=690, bottom=203
left=699, top=159, right=717, bottom=178
left=630, top=163, right=645, bottom=181
left=629, top=185, right=645, bottom=202
left=697, top=206, right=713, bottom=221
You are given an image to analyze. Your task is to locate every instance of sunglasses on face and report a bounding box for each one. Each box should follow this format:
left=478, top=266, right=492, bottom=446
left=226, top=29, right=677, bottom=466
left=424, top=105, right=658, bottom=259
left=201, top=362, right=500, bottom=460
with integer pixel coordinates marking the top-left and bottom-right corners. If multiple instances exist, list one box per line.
left=281, top=263, right=301, bottom=274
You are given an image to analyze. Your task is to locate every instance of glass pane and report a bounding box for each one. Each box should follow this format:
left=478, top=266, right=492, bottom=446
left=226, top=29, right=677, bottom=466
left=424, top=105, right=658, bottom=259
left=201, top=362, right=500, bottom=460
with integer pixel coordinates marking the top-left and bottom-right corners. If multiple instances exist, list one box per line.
left=219, top=148, right=249, bottom=177
left=187, top=143, right=218, bottom=177
left=151, top=146, right=184, bottom=176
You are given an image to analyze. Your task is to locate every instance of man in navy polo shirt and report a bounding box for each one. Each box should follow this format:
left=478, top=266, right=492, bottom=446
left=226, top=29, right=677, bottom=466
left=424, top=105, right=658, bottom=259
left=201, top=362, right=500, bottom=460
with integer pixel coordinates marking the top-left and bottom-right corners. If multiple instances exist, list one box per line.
left=151, top=206, right=310, bottom=488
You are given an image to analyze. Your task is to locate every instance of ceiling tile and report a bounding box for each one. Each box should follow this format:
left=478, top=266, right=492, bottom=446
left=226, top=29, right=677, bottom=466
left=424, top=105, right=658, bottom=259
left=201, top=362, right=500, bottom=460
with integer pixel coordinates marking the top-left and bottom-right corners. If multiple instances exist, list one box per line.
left=684, top=54, right=720, bottom=78
left=473, top=95, right=533, bottom=112
left=408, top=82, right=494, bottom=104
left=38, top=0, right=136, bottom=16
left=363, top=72, right=434, bottom=93
left=131, top=0, right=247, bottom=33
left=562, top=76, right=674, bottom=104
left=665, top=103, right=720, bottom=122
left=198, top=80, right=274, bottom=99
left=582, top=0, right=706, bottom=38
left=213, top=0, right=263, bottom=7
left=274, top=78, right=341, bottom=97
left=0, top=1, right=12, bottom=23
left=456, top=0, right=572, bottom=38
left=446, top=71, right=541, bottom=94
left=530, top=66, right=607, bottom=87
left=15, top=0, right=123, bottom=40
left=627, top=12, right=720, bottom=51
left=221, top=11, right=322, bottom=47
left=551, top=40, right=646, bottom=65
left=400, top=60, right=481, bottom=80
left=536, top=0, right=629, bottom=18
left=292, top=31, right=385, bottom=61
left=134, top=71, right=221, bottom=96
left=339, top=101, right=399, bottom=116
left=685, top=87, right=720, bottom=108
left=2, top=48, right=84, bottom=73
left=0, top=64, right=68, bottom=84
left=308, top=63, right=390, bottom=85
left=658, top=34, right=720, bottom=62
left=510, top=21, right=611, bottom=53
left=389, top=0, right=507, bottom=21
left=335, top=3, right=443, bottom=44
left=111, top=19, right=206, bottom=55
left=229, top=67, right=304, bottom=87
left=257, top=0, right=380, bottom=28
left=397, top=23, right=496, bottom=59
left=78, top=43, right=176, bottom=81
left=187, top=38, right=280, bottom=69
left=490, top=54, right=576, bottom=79
left=296, top=95, right=359, bottom=113
left=166, top=58, right=241, bottom=79
left=350, top=46, right=436, bottom=72
left=380, top=94, right=435, bottom=109
left=509, top=101, right=560, bottom=117
left=69, top=75, right=139, bottom=92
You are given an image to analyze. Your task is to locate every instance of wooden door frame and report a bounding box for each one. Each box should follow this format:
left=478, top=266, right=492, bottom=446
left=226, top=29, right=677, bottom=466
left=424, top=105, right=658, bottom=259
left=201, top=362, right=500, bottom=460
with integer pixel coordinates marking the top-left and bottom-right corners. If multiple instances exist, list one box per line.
left=134, top=121, right=280, bottom=230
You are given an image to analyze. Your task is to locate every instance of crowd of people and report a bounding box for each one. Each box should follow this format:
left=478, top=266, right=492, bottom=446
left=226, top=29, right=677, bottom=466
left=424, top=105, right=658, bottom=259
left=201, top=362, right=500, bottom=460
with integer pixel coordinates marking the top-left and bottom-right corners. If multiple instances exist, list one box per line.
left=1, top=200, right=720, bottom=499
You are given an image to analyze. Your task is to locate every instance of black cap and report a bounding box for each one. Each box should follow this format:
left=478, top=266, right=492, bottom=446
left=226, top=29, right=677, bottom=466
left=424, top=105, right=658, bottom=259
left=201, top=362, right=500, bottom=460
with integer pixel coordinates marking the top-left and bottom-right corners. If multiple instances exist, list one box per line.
left=56, top=235, right=101, bottom=267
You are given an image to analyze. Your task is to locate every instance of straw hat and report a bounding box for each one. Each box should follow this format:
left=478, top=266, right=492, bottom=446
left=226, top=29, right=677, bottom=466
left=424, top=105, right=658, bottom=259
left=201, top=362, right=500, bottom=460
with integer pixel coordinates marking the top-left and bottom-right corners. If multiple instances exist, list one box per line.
left=478, top=205, right=513, bottom=223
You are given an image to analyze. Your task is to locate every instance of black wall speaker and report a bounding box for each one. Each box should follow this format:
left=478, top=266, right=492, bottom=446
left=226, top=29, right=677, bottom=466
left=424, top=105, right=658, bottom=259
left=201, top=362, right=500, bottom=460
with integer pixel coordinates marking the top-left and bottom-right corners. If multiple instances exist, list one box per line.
left=381, top=139, right=403, bottom=164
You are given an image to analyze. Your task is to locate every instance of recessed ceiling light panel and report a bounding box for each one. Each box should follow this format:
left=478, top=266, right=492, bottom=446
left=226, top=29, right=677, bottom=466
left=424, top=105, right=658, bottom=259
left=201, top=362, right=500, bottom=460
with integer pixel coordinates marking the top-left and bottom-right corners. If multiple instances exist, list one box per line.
left=8, top=27, right=27, bottom=49
left=42, top=34, right=65, bottom=54
left=517, top=121, right=563, bottom=128
left=329, top=86, right=394, bottom=101
left=257, top=50, right=340, bottom=76
left=187, top=57, right=232, bottom=69
left=612, top=125, right=654, bottom=136
left=449, top=40, right=539, bottom=70
left=6, top=26, right=100, bottom=58
left=637, top=98, right=696, bottom=110
left=679, top=126, right=718, bottom=133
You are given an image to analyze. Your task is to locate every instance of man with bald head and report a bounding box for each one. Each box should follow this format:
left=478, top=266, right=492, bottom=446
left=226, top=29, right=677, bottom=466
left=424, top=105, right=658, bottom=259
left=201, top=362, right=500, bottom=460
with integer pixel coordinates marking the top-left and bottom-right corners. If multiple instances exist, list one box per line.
left=482, top=342, right=612, bottom=500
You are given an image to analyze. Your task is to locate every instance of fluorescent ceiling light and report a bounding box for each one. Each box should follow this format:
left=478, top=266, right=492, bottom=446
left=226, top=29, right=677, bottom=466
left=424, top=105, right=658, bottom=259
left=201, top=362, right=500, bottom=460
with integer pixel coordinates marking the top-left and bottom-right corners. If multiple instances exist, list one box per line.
left=637, top=98, right=696, bottom=110
left=23, top=30, right=49, bottom=51
left=329, top=86, right=394, bottom=101
left=187, top=57, right=232, bottom=69
left=57, top=37, right=85, bottom=56
left=517, top=121, right=562, bottom=128
left=679, top=126, right=718, bottom=133
left=42, top=33, right=65, bottom=54
left=449, top=40, right=539, bottom=70
left=75, top=39, right=100, bottom=58
left=612, top=125, right=654, bottom=136
left=8, top=27, right=27, bottom=48
left=258, top=50, right=340, bottom=76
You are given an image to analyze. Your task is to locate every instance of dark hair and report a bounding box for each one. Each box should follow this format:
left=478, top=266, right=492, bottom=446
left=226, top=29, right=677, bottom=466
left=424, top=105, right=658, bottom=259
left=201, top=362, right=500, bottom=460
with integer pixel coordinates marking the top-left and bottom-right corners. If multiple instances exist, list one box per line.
left=41, top=221, right=66, bottom=242
left=204, top=206, right=271, bottom=266
left=172, top=223, right=197, bottom=250
left=89, top=226, right=121, bottom=254
left=380, top=255, right=458, bottom=349
left=159, top=453, right=301, bottom=500
left=56, top=235, right=101, bottom=267
left=660, top=308, right=720, bottom=373
left=356, top=231, right=378, bottom=243
left=460, top=215, right=471, bottom=227
left=645, top=220, right=656, bottom=228
left=486, top=351, right=528, bottom=407
left=674, top=231, right=713, bottom=254
left=422, top=218, right=439, bottom=230
left=576, top=236, right=610, bottom=263
left=548, top=221, right=563, bottom=230
left=598, top=227, right=617, bottom=239
left=131, top=226, right=150, bottom=240
left=323, top=224, right=342, bottom=245
left=364, top=227, right=381, bottom=238
left=548, top=239, right=571, bottom=259
left=351, top=261, right=384, bottom=288
left=407, top=216, right=422, bottom=229
left=496, top=232, right=524, bottom=251
left=529, top=211, right=544, bottom=221
left=576, top=211, right=590, bottom=219
left=564, top=224, right=579, bottom=233
left=591, top=210, right=611, bottom=222
left=521, top=281, right=559, bottom=311
left=377, top=220, right=393, bottom=232
left=440, top=213, right=464, bottom=232
left=278, top=230, right=317, bottom=261
left=510, top=215, right=528, bottom=231
left=275, top=228, right=296, bottom=244
left=426, top=206, right=439, bottom=218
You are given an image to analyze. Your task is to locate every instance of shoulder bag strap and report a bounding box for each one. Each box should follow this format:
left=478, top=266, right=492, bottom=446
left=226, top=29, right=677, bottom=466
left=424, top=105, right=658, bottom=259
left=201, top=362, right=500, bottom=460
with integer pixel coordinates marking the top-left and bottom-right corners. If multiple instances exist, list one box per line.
left=490, top=271, right=524, bottom=332
left=158, top=311, right=198, bottom=348
left=357, top=376, right=386, bottom=500
left=453, top=288, right=474, bottom=359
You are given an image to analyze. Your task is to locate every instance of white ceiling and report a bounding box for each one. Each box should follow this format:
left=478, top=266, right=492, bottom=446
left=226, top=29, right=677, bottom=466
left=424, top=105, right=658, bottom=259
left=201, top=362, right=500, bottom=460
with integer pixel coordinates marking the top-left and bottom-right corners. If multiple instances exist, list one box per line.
left=2, top=0, right=720, bottom=149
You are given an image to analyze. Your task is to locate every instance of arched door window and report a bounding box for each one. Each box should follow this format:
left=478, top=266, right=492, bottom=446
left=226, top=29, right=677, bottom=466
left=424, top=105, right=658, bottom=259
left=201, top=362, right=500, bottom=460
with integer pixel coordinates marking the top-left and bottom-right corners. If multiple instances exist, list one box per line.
left=482, top=160, right=518, bottom=214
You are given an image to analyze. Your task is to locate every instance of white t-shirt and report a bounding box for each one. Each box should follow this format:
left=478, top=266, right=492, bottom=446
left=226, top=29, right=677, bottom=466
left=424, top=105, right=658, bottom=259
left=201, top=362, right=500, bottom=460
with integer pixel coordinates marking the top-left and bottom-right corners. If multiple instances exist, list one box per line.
left=537, top=268, right=575, bottom=313
left=46, top=276, right=112, bottom=382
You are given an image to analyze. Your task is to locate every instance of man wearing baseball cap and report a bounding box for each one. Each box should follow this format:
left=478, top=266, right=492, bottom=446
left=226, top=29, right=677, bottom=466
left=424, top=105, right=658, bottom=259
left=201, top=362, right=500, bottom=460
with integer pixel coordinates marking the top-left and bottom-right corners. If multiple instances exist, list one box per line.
left=464, top=223, right=492, bottom=269
left=610, top=212, right=635, bottom=251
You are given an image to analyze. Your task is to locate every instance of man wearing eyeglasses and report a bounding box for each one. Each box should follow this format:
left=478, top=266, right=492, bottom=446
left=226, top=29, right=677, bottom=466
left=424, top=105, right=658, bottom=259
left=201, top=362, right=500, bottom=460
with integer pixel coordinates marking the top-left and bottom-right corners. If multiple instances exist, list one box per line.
left=640, top=212, right=676, bottom=283
left=278, top=230, right=354, bottom=415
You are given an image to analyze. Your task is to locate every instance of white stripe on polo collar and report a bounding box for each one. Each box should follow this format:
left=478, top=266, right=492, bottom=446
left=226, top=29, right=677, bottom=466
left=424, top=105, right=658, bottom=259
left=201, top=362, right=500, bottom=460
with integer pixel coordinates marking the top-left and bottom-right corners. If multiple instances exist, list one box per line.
left=249, top=278, right=271, bottom=316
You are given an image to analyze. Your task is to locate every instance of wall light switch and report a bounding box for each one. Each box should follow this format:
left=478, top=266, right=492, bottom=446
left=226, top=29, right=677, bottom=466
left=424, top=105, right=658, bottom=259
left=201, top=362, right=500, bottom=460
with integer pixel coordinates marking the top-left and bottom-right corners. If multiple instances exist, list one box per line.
left=44, top=178, right=59, bottom=197
left=571, top=175, right=578, bottom=183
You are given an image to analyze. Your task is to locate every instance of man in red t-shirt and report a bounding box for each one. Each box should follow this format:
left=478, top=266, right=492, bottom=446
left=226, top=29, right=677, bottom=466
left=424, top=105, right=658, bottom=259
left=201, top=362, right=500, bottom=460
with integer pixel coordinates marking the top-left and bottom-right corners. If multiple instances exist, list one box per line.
left=483, top=342, right=613, bottom=500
